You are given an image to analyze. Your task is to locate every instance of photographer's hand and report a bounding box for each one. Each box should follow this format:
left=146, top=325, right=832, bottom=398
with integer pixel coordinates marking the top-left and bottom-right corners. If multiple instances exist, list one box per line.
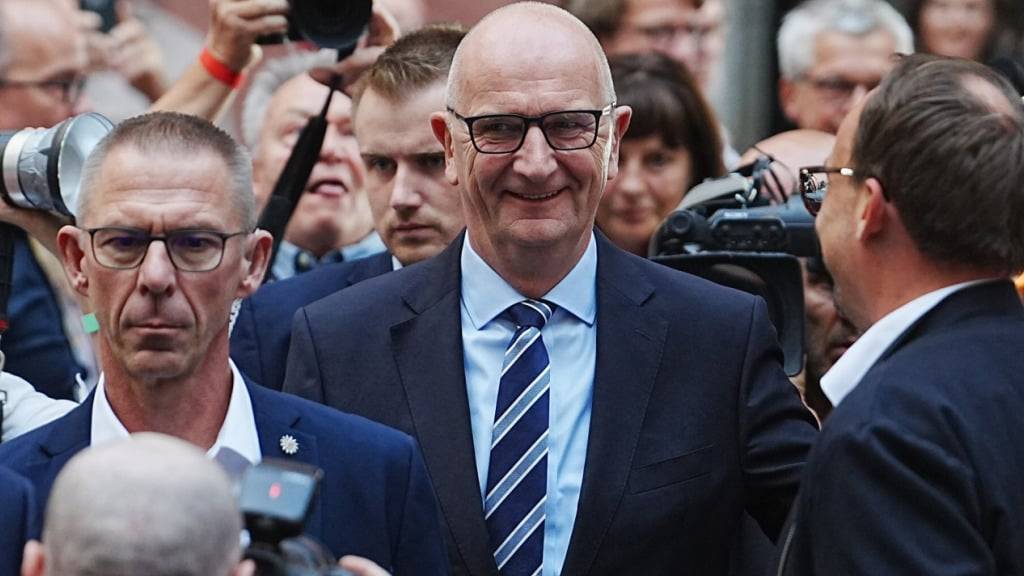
left=338, top=555, right=391, bottom=576
left=150, top=0, right=289, bottom=121
left=106, top=2, right=168, bottom=102
left=308, top=3, right=401, bottom=90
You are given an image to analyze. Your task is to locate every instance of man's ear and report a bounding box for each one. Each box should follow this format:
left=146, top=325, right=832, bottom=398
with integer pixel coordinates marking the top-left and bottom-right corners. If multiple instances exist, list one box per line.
left=430, top=112, right=459, bottom=186
left=605, top=105, right=633, bottom=181
left=21, top=540, right=45, bottom=576
left=238, top=229, right=273, bottom=298
left=57, top=225, right=89, bottom=298
left=856, top=177, right=887, bottom=240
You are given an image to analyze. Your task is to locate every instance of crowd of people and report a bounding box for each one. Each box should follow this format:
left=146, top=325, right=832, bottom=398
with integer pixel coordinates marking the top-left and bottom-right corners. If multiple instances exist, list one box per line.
left=1, top=0, right=1023, bottom=575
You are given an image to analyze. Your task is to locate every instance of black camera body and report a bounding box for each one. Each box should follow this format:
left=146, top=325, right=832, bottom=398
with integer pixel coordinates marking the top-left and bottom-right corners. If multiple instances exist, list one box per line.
left=241, top=460, right=354, bottom=576
left=649, top=167, right=818, bottom=376
left=650, top=195, right=817, bottom=259
left=259, top=0, right=373, bottom=56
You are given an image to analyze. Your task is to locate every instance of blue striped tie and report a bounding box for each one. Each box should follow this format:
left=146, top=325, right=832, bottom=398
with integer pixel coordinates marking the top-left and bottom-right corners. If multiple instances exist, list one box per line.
left=485, top=299, right=554, bottom=576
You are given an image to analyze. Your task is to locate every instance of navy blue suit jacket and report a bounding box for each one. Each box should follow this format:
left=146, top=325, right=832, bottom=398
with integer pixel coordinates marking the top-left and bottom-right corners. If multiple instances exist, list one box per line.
left=231, top=252, right=394, bottom=390
left=0, top=377, right=450, bottom=575
left=0, top=466, right=37, bottom=576
left=284, top=232, right=819, bottom=576
left=0, top=232, right=81, bottom=400
left=779, top=281, right=1024, bottom=575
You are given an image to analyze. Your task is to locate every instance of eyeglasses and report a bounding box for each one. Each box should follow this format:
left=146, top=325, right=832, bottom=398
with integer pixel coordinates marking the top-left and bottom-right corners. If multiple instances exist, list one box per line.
left=798, top=166, right=856, bottom=216
left=801, top=76, right=878, bottom=103
left=447, top=105, right=615, bottom=154
left=85, top=227, right=249, bottom=272
left=0, top=76, right=86, bottom=105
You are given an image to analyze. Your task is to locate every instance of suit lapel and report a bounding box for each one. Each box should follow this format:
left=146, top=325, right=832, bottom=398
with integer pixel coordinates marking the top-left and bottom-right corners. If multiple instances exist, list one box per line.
left=249, top=381, right=324, bottom=539
left=390, top=236, right=498, bottom=576
left=561, top=234, right=667, bottom=575
left=348, top=251, right=394, bottom=286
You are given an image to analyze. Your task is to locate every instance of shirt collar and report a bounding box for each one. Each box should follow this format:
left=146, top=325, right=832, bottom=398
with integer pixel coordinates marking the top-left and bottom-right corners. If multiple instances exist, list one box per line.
left=270, top=232, right=387, bottom=279
left=821, top=279, right=991, bottom=407
left=90, top=360, right=262, bottom=465
left=460, top=232, right=597, bottom=329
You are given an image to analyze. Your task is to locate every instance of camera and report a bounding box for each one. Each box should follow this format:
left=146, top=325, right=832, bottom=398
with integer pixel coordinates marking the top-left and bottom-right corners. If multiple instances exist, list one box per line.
left=648, top=158, right=817, bottom=376
left=241, top=460, right=354, bottom=576
left=259, top=0, right=373, bottom=56
left=0, top=112, right=114, bottom=219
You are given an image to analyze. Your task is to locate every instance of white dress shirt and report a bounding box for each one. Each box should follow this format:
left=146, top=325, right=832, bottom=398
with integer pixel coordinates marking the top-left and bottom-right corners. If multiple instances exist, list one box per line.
left=461, top=233, right=598, bottom=576
left=821, top=280, right=991, bottom=407
left=90, top=360, right=262, bottom=464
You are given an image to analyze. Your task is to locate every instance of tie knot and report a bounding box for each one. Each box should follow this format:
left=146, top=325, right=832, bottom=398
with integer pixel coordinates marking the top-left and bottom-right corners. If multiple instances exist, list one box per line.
left=505, top=300, right=554, bottom=329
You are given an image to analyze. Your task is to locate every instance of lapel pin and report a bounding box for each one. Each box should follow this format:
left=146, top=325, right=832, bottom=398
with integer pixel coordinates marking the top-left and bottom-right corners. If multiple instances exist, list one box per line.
left=279, top=435, right=299, bottom=455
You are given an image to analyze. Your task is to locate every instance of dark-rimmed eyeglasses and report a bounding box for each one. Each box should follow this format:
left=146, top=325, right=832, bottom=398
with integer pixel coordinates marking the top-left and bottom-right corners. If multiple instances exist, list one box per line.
left=447, top=105, right=615, bottom=154
left=798, top=165, right=856, bottom=216
left=85, top=227, right=249, bottom=272
left=0, top=76, right=86, bottom=105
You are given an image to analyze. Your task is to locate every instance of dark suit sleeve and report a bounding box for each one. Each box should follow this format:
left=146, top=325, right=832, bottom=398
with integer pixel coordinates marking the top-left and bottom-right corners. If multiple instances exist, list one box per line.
left=230, top=297, right=267, bottom=387
left=282, top=307, right=326, bottom=404
left=792, top=417, right=992, bottom=574
left=738, top=298, right=818, bottom=542
left=389, top=441, right=451, bottom=576
left=0, top=468, right=38, bottom=576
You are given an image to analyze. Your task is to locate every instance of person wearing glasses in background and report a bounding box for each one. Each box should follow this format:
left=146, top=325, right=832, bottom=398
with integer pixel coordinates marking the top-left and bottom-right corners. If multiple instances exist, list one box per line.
left=0, top=112, right=450, bottom=576
left=780, top=54, right=1024, bottom=574
left=777, top=0, right=913, bottom=135
left=284, top=4, right=817, bottom=574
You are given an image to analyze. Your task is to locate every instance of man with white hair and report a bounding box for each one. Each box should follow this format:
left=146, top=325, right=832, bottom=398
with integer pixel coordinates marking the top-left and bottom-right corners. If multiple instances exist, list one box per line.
left=242, top=53, right=384, bottom=281
left=19, top=433, right=252, bottom=576
left=285, top=3, right=818, bottom=574
left=777, top=0, right=914, bottom=134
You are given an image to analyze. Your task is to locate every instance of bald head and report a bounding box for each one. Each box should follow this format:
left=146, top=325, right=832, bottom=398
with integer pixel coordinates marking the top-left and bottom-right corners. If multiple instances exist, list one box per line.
left=447, top=2, right=615, bottom=109
left=741, top=129, right=836, bottom=199
left=40, top=434, right=243, bottom=576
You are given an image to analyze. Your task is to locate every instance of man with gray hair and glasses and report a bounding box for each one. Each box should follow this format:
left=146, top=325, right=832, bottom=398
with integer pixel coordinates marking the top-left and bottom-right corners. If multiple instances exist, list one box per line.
left=0, top=112, right=449, bottom=576
left=777, top=0, right=914, bottom=134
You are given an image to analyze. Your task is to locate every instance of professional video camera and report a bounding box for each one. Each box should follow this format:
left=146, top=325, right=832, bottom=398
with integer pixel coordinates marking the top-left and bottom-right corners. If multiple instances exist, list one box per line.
left=241, top=460, right=355, bottom=576
left=648, top=156, right=817, bottom=376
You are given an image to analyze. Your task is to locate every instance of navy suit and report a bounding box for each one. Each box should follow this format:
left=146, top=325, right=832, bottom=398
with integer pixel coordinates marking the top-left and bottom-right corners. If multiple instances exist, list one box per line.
left=1, top=231, right=81, bottom=400
left=284, top=232, right=819, bottom=575
left=0, top=466, right=37, bottom=576
left=0, top=378, right=450, bottom=576
left=779, top=281, right=1024, bottom=575
left=231, top=252, right=394, bottom=390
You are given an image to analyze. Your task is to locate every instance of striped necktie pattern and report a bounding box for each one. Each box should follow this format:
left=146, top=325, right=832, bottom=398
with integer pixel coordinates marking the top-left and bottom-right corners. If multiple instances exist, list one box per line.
left=485, top=299, right=554, bottom=576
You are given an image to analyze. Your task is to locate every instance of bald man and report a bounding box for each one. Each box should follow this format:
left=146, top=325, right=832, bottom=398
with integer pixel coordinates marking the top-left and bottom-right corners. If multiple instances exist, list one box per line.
left=20, top=433, right=251, bottom=576
left=284, top=4, right=818, bottom=575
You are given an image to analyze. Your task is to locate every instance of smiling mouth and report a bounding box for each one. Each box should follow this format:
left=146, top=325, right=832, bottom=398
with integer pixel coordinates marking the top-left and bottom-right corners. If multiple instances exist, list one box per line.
left=508, top=188, right=563, bottom=201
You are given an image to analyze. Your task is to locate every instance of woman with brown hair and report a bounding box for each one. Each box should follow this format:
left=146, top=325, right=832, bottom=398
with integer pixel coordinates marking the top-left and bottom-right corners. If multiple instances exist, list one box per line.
left=597, top=51, right=725, bottom=256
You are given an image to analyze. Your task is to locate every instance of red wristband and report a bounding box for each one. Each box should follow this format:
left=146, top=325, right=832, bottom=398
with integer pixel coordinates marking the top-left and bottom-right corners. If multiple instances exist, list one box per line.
left=200, top=47, right=243, bottom=88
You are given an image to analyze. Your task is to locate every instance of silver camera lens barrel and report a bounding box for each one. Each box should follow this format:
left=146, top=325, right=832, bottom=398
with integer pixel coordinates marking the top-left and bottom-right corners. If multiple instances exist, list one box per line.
left=1, top=129, right=35, bottom=209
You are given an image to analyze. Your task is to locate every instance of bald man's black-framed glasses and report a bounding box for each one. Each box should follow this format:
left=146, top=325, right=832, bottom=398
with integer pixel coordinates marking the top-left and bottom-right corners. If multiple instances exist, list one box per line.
left=798, top=166, right=856, bottom=217
left=85, top=227, right=249, bottom=272
left=448, top=105, right=615, bottom=154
